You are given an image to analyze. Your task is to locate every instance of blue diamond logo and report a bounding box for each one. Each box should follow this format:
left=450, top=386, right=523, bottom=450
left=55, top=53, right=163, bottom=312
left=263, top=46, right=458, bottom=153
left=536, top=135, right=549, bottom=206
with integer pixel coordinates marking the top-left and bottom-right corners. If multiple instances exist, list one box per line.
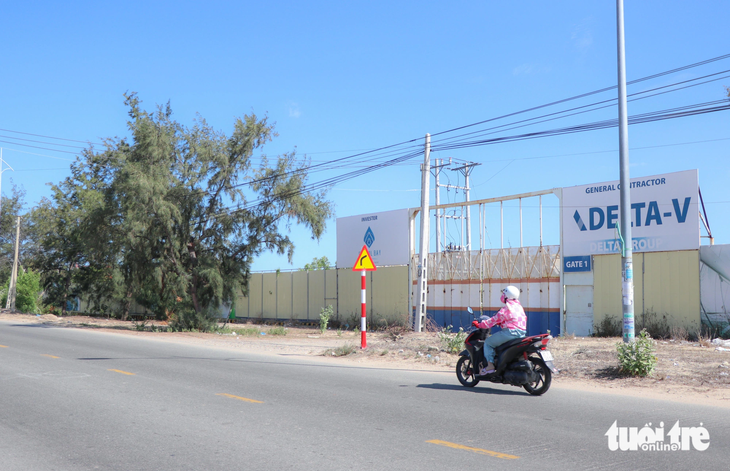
left=364, top=227, right=375, bottom=247
left=573, top=210, right=587, bottom=232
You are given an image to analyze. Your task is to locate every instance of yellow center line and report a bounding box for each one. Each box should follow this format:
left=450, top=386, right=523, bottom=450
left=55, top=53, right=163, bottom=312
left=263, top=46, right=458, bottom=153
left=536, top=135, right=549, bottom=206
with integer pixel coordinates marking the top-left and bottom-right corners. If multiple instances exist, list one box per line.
left=426, top=440, right=519, bottom=460
left=108, top=369, right=135, bottom=376
left=0, top=344, right=8, bottom=348
left=216, top=393, right=263, bottom=404
left=41, top=354, right=60, bottom=359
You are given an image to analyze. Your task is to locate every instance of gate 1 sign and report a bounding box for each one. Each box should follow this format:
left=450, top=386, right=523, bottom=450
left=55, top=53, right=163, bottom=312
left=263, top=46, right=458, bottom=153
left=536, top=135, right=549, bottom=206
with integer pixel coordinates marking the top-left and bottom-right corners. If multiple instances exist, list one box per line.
left=562, top=170, right=699, bottom=257
left=564, top=256, right=591, bottom=272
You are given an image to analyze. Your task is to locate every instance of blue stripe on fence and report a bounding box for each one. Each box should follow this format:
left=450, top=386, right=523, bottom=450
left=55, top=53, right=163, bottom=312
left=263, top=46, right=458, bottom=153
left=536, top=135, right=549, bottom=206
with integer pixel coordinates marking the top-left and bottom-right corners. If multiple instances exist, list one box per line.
left=426, top=308, right=561, bottom=336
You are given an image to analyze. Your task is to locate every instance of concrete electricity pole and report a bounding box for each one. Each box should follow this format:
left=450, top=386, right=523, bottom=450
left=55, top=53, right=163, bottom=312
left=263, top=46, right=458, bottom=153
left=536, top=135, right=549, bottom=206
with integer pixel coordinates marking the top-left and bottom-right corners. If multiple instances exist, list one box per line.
left=415, top=134, right=431, bottom=332
left=6, top=216, right=21, bottom=310
left=617, top=0, right=635, bottom=343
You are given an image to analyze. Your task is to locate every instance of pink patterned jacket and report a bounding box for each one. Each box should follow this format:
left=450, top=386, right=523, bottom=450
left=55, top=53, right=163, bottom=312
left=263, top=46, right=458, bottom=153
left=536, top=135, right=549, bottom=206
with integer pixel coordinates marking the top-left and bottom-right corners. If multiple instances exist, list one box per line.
left=476, top=299, right=527, bottom=331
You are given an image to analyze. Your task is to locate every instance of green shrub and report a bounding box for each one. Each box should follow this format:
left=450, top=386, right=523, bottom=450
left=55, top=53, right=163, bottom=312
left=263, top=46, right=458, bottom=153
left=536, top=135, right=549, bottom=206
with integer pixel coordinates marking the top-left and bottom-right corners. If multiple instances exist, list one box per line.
left=438, top=325, right=467, bottom=354
left=217, top=326, right=262, bottom=336
left=169, top=306, right=218, bottom=332
left=235, top=327, right=261, bottom=336
left=594, top=315, right=621, bottom=337
left=1, top=270, right=42, bottom=314
left=133, top=319, right=148, bottom=331
left=319, top=305, right=333, bottom=334
left=617, top=329, right=657, bottom=377
left=267, top=326, right=288, bottom=336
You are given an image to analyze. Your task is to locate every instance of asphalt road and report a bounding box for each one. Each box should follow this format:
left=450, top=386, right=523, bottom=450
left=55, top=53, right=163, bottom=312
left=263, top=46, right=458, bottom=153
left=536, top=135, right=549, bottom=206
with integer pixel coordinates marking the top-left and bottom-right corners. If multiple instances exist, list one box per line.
left=1, top=320, right=728, bottom=470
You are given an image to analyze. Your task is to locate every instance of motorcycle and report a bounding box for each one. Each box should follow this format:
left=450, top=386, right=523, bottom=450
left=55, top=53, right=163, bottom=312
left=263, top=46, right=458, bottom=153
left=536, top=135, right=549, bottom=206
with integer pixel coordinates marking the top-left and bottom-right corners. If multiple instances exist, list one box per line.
left=456, top=307, right=558, bottom=396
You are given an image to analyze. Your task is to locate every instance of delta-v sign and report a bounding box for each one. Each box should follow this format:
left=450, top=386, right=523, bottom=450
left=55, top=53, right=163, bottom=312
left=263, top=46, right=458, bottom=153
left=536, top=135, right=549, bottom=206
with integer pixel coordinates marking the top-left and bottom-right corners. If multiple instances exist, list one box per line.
left=562, top=170, right=699, bottom=257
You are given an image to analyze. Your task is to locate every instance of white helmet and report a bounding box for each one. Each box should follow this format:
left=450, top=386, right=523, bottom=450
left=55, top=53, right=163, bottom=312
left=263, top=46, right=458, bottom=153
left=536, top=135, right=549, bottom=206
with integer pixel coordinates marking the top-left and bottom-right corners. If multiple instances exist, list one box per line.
left=501, top=285, right=520, bottom=302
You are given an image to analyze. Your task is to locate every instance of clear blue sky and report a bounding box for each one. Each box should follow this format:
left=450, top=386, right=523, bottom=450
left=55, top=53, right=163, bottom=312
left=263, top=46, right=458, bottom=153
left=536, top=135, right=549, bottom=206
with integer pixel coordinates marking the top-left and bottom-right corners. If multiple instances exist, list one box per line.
left=1, top=1, right=728, bottom=271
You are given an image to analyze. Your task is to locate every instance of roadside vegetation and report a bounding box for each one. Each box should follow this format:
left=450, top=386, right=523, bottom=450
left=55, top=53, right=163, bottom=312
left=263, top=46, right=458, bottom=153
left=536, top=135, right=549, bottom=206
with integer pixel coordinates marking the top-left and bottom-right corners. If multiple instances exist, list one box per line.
left=1, top=270, right=41, bottom=314
left=438, top=325, right=467, bottom=354
left=594, top=312, right=724, bottom=341
left=324, top=343, right=356, bottom=357
left=617, top=329, right=658, bottom=377
left=319, top=305, right=333, bottom=334
left=0, top=94, right=331, bottom=330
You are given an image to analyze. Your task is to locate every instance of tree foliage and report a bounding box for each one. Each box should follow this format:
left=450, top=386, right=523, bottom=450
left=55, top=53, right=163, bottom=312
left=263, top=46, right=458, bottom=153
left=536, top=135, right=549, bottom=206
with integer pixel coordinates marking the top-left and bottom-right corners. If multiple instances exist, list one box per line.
left=30, top=94, right=332, bottom=326
left=1, top=270, right=41, bottom=314
left=301, top=256, right=332, bottom=271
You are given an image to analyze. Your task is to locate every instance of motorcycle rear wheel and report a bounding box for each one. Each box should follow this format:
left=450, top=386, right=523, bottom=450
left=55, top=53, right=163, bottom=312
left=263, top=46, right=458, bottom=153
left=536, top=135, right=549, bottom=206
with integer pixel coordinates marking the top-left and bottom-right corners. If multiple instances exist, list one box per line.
left=456, top=356, right=480, bottom=387
left=523, top=357, right=552, bottom=396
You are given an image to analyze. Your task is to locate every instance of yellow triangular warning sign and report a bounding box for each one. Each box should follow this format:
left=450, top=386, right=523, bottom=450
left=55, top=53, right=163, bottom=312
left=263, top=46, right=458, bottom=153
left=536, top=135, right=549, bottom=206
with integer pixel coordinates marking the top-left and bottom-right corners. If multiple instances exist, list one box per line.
left=352, top=245, right=377, bottom=271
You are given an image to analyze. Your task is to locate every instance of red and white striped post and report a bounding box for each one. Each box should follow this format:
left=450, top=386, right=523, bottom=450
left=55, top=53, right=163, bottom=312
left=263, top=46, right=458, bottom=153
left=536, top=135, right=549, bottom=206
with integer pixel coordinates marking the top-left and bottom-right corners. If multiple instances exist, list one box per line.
left=352, top=244, right=376, bottom=350
left=361, top=269, right=367, bottom=349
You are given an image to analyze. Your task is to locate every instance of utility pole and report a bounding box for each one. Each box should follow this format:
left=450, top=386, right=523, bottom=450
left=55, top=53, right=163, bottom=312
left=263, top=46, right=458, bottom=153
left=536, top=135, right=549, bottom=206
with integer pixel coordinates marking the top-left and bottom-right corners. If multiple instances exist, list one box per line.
left=6, top=216, right=20, bottom=310
left=415, top=134, right=431, bottom=332
left=617, top=0, right=635, bottom=343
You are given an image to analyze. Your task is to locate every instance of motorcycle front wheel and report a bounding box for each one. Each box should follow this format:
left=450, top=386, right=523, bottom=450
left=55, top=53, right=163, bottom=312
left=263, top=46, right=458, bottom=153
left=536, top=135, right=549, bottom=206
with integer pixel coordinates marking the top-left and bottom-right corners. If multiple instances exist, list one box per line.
left=456, top=356, right=480, bottom=387
left=524, top=357, right=552, bottom=396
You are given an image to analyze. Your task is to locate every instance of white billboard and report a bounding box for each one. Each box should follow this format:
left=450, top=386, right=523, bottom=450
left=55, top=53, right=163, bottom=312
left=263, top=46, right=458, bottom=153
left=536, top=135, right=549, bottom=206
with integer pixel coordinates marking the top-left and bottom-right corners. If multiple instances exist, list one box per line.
left=336, top=208, right=410, bottom=268
left=562, top=170, right=699, bottom=257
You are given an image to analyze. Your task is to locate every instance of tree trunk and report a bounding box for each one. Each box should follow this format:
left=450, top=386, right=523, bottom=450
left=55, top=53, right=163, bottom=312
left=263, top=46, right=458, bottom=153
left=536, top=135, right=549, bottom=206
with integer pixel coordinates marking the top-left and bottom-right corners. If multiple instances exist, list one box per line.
left=122, top=290, right=132, bottom=321
left=187, top=240, right=200, bottom=313
left=191, top=275, right=200, bottom=313
left=61, top=267, right=73, bottom=316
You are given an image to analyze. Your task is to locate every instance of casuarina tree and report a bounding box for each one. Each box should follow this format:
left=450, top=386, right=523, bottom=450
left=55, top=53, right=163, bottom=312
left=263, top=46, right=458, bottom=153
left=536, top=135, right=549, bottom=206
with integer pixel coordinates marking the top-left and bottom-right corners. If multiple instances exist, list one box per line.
left=33, top=93, right=331, bottom=327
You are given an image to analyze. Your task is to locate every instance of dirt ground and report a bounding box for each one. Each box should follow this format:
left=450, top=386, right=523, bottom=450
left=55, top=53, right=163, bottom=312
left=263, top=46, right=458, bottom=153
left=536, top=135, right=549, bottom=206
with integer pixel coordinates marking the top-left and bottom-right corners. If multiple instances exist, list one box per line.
left=3, top=311, right=730, bottom=407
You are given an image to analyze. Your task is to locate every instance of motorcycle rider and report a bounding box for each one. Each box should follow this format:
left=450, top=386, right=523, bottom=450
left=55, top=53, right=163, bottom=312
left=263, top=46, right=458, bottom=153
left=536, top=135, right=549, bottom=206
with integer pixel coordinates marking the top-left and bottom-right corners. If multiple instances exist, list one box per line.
left=471, top=285, right=527, bottom=375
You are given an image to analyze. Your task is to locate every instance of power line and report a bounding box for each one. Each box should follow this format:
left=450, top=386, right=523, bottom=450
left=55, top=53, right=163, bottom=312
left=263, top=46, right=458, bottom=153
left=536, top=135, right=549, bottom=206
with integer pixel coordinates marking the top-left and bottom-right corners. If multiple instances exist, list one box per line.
left=192, top=99, right=728, bottom=227
left=334, top=188, right=419, bottom=192
left=202, top=94, right=730, bottom=205
left=0, top=134, right=89, bottom=149
left=5, top=53, right=729, bottom=173
left=432, top=101, right=730, bottom=152
left=0, top=140, right=79, bottom=155
left=201, top=149, right=425, bottom=225
left=201, top=102, right=728, bottom=226
left=0, top=147, right=76, bottom=161
left=429, top=70, right=730, bottom=148
left=19, top=53, right=728, bottom=224
left=476, top=136, right=730, bottom=164
left=212, top=55, right=730, bottom=196
left=0, top=127, right=105, bottom=146
left=429, top=52, right=730, bottom=139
